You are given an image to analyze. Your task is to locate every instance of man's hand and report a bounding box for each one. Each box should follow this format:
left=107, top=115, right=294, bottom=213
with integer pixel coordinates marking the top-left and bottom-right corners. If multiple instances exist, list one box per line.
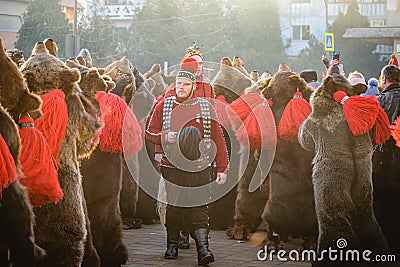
left=154, top=153, right=162, bottom=163
left=216, top=172, right=227, bottom=185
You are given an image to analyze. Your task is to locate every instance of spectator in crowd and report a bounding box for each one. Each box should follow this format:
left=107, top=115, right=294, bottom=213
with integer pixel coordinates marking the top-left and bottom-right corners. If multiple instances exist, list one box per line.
left=372, top=64, right=400, bottom=257
left=361, top=78, right=380, bottom=97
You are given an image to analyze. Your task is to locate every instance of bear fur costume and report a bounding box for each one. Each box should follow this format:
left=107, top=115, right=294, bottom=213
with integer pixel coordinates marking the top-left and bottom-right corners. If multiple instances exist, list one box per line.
left=226, top=79, right=272, bottom=240
left=207, top=57, right=255, bottom=231
left=0, top=38, right=45, bottom=267
left=261, top=64, right=317, bottom=249
left=20, top=42, right=101, bottom=266
left=66, top=59, right=120, bottom=266
left=67, top=58, right=130, bottom=266
left=299, top=68, right=389, bottom=265
left=78, top=58, right=154, bottom=266
left=117, top=67, right=159, bottom=227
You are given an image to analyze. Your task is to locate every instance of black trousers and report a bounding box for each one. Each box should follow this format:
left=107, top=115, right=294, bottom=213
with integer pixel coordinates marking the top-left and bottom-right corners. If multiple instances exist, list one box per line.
left=161, top=166, right=213, bottom=237
left=373, top=146, right=400, bottom=255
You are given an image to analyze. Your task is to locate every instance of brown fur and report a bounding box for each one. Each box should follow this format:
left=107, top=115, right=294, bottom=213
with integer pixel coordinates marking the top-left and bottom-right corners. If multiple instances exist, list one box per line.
left=250, top=70, right=259, bottom=82
left=299, top=70, right=388, bottom=258
left=226, top=148, right=269, bottom=240
left=221, top=57, right=233, bottom=67
left=43, top=38, right=58, bottom=57
left=212, top=62, right=253, bottom=103
left=77, top=49, right=93, bottom=67
left=143, top=63, right=161, bottom=79
left=227, top=78, right=272, bottom=240
left=21, top=44, right=80, bottom=95
left=20, top=42, right=100, bottom=267
left=233, top=56, right=250, bottom=77
left=260, top=64, right=317, bottom=244
left=67, top=60, right=109, bottom=97
left=0, top=37, right=45, bottom=266
left=0, top=44, right=42, bottom=121
left=102, top=56, right=134, bottom=81
left=78, top=66, right=131, bottom=265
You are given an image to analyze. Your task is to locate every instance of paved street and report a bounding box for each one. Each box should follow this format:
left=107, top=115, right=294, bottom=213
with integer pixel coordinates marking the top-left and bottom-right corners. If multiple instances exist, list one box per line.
left=122, top=223, right=311, bottom=267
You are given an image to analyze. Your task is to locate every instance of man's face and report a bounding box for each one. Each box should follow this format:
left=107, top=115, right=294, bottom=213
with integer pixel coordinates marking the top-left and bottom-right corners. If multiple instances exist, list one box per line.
left=175, top=78, right=194, bottom=100
left=380, top=74, right=386, bottom=89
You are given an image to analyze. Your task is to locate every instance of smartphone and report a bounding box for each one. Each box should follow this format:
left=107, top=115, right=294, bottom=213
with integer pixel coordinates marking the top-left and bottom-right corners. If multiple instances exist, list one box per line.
left=333, top=50, right=340, bottom=60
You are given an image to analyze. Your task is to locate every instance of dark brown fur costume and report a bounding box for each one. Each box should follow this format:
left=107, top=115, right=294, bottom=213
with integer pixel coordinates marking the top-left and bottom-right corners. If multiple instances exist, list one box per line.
left=0, top=38, right=44, bottom=267
left=21, top=42, right=100, bottom=267
left=226, top=79, right=272, bottom=240
left=69, top=59, right=129, bottom=266
left=299, top=70, right=389, bottom=265
left=261, top=64, right=317, bottom=247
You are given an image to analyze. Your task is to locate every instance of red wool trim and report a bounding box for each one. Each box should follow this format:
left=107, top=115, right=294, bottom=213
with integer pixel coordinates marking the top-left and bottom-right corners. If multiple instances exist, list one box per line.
left=236, top=102, right=276, bottom=150
left=18, top=116, right=63, bottom=206
left=35, top=89, right=68, bottom=164
left=228, top=93, right=264, bottom=129
left=278, top=92, right=312, bottom=143
left=333, top=91, right=379, bottom=136
left=95, top=91, right=143, bottom=156
left=0, top=133, right=17, bottom=195
left=374, top=107, right=391, bottom=145
left=390, top=117, right=400, bottom=148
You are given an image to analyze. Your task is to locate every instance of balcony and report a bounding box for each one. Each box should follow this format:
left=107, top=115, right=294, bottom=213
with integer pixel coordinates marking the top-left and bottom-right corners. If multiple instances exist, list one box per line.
left=328, top=3, right=386, bottom=19
left=102, top=4, right=136, bottom=19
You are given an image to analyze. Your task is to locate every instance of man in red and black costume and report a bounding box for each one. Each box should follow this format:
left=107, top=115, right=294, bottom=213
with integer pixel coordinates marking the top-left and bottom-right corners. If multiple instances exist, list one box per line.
left=145, top=57, right=228, bottom=265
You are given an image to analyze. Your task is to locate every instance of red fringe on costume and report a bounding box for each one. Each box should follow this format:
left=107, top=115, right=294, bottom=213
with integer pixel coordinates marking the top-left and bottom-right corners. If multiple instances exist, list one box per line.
left=391, top=117, right=400, bottom=148
left=278, top=92, right=312, bottom=143
left=333, top=91, right=379, bottom=136
left=0, top=133, right=17, bottom=195
left=95, top=91, right=143, bottom=157
left=374, top=107, right=391, bottom=145
left=18, top=116, right=63, bottom=206
left=235, top=102, right=276, bottom=150
left=35, top=89, right=68, bottom=164
left=227, top=93, right=265, bottom=129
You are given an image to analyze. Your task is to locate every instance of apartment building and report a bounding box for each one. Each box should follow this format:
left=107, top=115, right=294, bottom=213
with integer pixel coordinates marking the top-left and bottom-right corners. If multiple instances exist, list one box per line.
left=0, top=0, right=82, bottom=49
left=279, top=0, right=388, bottom=57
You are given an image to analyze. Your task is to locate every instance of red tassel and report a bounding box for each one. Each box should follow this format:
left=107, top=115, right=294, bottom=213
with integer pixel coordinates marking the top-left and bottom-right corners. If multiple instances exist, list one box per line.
left=235, top=102, right=276, bottom=150
left=390, top=117, right=400, bottom=148
left=96, top=91, right=143, bottom=156
left=228, top=93, right=265, bottom=129
left=0, top=133, right=17, bottom=195
left=278, top=92, right=312, bottom=143
left=374, top=107, right=391, bottom=145
left=18, top=116, right=63, bottom=206
left=35, top=89, right=68, bottom=164
left=334, top=91, right=379, bottom=136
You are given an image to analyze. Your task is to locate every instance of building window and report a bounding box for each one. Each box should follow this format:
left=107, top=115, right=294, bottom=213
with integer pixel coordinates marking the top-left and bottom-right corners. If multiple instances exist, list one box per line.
left=105, top=0, right=127, bottom=4
left=370, top=19, right=385, bottom=26
left=292, top=25, right=310, bottom=40
left=327, top=0, right=353, bottom=3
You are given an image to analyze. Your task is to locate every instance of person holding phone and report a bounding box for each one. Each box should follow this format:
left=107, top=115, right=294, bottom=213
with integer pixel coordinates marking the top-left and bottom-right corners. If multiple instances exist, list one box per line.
left=322, top=50, right=345, bottom=76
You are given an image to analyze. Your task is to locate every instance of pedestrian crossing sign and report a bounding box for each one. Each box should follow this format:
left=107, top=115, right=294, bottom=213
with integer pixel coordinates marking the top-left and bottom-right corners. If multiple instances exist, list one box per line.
left=324, top=32, right=334, bottom=52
